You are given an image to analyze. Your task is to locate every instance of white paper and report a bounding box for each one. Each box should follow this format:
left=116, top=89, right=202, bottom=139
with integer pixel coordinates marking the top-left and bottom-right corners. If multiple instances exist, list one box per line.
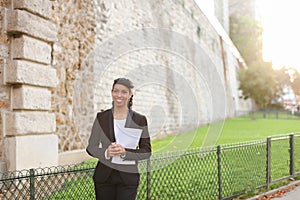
left=115, top=128, right=143, bottom=148
left=112, top=122, right=143, bottom=165
left=112, top=156, right=135, bottom=165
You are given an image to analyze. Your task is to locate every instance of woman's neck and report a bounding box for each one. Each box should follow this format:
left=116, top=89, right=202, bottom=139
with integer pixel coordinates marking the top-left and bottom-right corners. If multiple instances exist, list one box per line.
left=113, top=107, right=129, bottom=120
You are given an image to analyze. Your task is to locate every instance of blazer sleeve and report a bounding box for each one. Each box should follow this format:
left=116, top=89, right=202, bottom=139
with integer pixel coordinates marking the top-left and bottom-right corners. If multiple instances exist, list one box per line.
left=123, top=116, right=152, bottom=161
left=86, top=116, right=107, bottom=161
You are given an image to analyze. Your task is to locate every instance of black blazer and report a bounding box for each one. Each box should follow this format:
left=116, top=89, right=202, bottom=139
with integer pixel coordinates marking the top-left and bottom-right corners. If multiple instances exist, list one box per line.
left=86, top=108, right=151, bottom=185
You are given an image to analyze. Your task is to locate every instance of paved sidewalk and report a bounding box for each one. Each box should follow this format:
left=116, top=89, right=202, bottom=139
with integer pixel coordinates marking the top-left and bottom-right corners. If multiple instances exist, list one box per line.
left=272, top=186, right=300, bottom=200
left=248, top=180, right=300, bottom=200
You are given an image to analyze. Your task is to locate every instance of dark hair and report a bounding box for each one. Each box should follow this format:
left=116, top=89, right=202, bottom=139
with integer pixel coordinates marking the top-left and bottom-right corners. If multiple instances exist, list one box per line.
left=112, top=78, right=134, bottom=109
left=112, top=78, right=134, bottom=91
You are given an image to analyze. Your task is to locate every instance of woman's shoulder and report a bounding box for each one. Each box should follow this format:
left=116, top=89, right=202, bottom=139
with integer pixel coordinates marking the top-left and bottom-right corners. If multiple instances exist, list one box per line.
left=131, top=109, right=145, bottom=118
left=96, top=108, right=112, bottom=117
left=130, top=110, right=147, bottom=125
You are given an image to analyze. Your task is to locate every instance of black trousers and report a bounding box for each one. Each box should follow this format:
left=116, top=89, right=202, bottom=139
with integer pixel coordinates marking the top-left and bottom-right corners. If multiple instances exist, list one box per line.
left=94, top=169, right=138, bottom=200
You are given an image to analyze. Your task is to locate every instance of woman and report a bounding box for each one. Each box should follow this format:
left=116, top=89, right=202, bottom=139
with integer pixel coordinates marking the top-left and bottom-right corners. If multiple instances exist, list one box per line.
left=86, top=78, right=151, bottom=200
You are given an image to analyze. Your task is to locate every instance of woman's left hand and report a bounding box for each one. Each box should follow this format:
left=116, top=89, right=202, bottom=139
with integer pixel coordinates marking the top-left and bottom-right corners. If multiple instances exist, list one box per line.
left=107, top=143, right=126, bottom=157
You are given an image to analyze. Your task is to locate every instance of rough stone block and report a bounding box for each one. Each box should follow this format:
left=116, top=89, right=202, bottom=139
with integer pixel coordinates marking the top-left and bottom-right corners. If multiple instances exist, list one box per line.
left=4, top=134, right=58, bottom=171
left=0, top=162, right=6, bottom=173
left=12, top=35, right=51, bottom=64
left=6, top=60, right=58, bottom=87
left=8, top=9, right=57, bottom=42
left=12, top=85, right=51, bottom=110
left=13, top=0, right=52, bottom=19
left=0, top=85, right=11, bottom=109
left=4, top=111, right=56, bottom=135
left=0, top=61, right=4, bottom=84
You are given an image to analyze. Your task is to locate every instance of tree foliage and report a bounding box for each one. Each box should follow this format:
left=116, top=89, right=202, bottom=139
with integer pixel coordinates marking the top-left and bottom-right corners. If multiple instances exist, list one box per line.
left=230, top=14, right=299, bottom=110
left=230, top=15, right=263, bottom=66
left=238, top=61, right=277, bottom=109
left=273, top=66, right=292, bottom=98
left=289, top=69, right=300, bottom=96
left=272, top=67, right=300, bottom=99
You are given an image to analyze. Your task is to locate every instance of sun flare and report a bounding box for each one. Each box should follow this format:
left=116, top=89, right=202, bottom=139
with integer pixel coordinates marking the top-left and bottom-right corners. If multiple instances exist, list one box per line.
left=260, top=0, right=300, bottom=71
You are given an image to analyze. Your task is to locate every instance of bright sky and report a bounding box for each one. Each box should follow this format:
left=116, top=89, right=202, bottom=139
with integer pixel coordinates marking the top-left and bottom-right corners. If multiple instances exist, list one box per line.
left=260, top=0, right=300, bottom=71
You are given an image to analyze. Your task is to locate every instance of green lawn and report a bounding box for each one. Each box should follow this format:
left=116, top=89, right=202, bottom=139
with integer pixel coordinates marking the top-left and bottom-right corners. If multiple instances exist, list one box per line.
left=216, top=117, right=300, bottom=143
left=147, top=117, right=300, bottom=199
left=152, top=117, right=300, bottom=152
left=44, top=116, right=300, bottom=200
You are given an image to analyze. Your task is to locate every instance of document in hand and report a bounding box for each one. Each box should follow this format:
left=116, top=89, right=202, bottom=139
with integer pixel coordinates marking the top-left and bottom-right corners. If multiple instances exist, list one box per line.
left=112, top=127, right=142, bottom=165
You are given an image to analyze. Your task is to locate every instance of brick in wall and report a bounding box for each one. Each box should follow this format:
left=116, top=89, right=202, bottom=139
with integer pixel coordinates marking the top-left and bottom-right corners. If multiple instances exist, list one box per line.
left=5, top=60, right=58, bottom=87
left=4, top=111, right=56, bottom=136
left=12, top=85, right=51, bottom=110
left=13, top=0, right=52, bottom=19
left=12, top=35, right=51, bottom=64
left=8, top=9, right=57, bottom=42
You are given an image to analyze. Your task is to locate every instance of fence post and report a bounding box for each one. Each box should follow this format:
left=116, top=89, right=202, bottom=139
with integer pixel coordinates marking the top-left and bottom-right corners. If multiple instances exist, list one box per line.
left=217, top=145, right=222, bottom=200
left=289, top=134, right=295, bottom=176
left=266, top=137, right=271, bottom=190
left=146, top=158, right=151, bottom=200
left=29, top=169, right=35, bottom=200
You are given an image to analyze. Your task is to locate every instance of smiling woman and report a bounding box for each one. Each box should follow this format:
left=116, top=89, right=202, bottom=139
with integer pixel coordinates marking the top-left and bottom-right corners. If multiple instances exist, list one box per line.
left=260, top=0, right=300, bottom=71
left=86, top=78, right=151, bottom=200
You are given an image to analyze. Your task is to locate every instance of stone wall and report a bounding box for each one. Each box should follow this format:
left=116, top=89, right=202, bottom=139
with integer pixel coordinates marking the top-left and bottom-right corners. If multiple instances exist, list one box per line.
left=0, top=0, right=253, bottom=170
left=214, top=0, right=229, bottom=33
left=0, top=0, right=58, bottom=171
left=91, top=0, right=252, bottom=144
left=0, top=0, right=10, bottom=171
left=51, top=0, right=96, bottom=155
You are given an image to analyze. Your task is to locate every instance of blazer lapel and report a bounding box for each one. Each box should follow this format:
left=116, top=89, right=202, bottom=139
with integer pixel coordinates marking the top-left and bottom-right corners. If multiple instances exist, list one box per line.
left=108, top=109, right=116, bottom=142
left=125, top=109, right=142, bottom=129
left=98, top=108, right=116, bottom=143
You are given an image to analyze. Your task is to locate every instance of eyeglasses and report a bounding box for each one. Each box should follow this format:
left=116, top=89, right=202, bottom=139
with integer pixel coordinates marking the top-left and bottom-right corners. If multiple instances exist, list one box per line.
left=112, top=89, right=129, bottom=95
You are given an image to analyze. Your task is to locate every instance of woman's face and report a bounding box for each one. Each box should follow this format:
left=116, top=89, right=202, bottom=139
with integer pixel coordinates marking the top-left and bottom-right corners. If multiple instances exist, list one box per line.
left=112, top=84, right=132, bottom=108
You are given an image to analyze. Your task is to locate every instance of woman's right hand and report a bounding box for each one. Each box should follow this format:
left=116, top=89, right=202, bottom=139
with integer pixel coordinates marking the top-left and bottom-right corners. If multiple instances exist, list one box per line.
left=107, top=143, right=126, bottom=157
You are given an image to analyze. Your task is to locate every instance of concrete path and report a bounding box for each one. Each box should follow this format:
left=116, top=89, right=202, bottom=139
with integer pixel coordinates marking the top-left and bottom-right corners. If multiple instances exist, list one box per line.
left=272, top=186, right=300, bottom=200
left=248, top=180, right=300, bottom=200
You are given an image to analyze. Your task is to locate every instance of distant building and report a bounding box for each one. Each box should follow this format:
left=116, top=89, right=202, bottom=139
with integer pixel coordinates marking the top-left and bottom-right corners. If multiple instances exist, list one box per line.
left=280, top=86, right=299, bottom=111
left=228, top=0, right=260, bottom=19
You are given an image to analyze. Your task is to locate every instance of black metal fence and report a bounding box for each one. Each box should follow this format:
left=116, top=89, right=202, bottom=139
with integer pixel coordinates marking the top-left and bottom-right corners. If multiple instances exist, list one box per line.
left=1, top=133, right=300, bottom=200
left=237, top=110, right=300, bottom=119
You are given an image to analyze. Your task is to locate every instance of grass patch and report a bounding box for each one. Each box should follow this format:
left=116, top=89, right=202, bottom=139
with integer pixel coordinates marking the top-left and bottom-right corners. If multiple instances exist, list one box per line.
left=45, top=116, right=300, bottom=199
left=152, top=117, right=300, bottom=151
